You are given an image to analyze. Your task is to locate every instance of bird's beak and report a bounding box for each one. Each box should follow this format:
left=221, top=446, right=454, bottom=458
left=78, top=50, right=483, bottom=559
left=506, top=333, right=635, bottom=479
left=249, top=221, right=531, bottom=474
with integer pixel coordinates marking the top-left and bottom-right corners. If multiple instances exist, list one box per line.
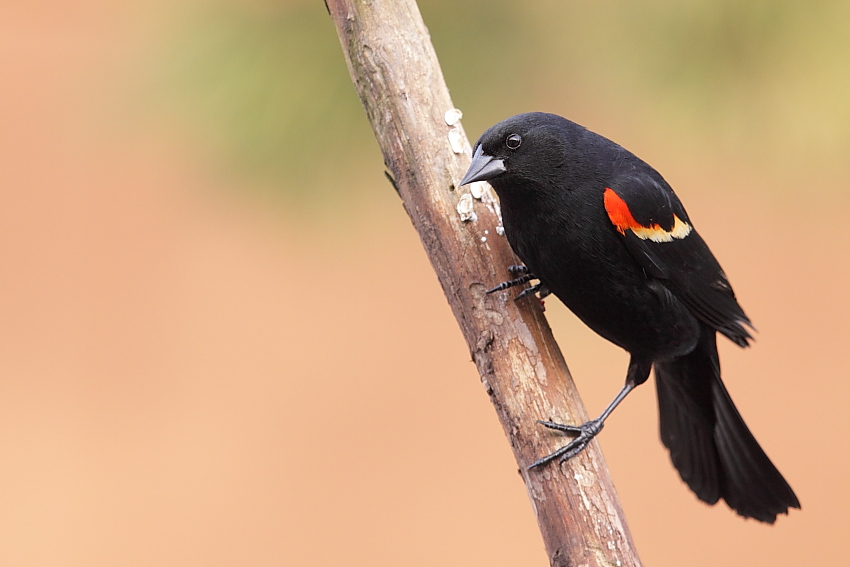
left=459, top=145, right=506, bottom=186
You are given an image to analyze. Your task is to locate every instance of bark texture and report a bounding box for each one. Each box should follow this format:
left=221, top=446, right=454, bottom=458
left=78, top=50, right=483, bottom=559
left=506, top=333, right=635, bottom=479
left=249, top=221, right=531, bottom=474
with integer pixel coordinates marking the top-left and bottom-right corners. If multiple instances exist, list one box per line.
left=327, top=1, right=642, bottom=565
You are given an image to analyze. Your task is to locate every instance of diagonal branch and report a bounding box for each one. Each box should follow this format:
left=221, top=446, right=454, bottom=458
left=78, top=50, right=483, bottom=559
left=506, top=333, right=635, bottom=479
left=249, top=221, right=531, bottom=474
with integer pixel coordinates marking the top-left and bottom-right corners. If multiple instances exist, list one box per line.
left=326, top=1, right=642, bottom=565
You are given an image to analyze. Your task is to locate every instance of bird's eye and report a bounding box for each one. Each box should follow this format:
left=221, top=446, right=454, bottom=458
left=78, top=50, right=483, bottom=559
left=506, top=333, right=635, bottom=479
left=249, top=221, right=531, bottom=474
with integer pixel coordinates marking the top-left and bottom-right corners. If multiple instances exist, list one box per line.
left=505, top=134, right=522, bottom=150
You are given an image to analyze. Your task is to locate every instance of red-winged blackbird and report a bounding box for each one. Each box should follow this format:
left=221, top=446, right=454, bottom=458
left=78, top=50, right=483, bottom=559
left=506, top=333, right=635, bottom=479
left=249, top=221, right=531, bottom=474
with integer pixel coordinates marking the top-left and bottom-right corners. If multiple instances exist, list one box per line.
left=460, top=112, right=799, bottom=523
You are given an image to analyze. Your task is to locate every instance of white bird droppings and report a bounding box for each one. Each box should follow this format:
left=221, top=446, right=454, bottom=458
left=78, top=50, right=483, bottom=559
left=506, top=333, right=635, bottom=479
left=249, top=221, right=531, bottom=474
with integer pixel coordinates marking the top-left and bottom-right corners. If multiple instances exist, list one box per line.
left=457, top=193, right=477, bottom=222
left=448, top=128, right=464, bottom=154
left=469, top=181, right=488, bottom=199
left=444, top=108, right=463, bottom=126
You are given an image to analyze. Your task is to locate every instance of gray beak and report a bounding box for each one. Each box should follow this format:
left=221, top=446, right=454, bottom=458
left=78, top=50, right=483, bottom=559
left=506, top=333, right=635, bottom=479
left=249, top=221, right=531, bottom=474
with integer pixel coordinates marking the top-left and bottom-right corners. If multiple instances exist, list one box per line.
left=459, top=145, right=506, bottom=186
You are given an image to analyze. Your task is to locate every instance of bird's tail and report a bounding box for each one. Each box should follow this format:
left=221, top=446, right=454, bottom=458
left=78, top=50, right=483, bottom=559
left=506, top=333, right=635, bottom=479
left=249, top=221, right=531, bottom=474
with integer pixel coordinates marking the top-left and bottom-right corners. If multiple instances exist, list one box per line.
left=654, top=325, right=800, bottom=523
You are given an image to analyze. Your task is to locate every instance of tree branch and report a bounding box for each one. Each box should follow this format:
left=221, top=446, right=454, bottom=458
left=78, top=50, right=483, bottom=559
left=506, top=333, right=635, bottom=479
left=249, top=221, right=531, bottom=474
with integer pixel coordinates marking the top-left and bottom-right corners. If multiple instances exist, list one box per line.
left=327, top=1, right=642, bottom=565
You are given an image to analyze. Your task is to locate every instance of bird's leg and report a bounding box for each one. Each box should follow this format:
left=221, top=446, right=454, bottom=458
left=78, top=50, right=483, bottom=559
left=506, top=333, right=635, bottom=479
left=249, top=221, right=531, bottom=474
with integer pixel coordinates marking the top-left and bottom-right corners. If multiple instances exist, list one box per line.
left=529, top=357, right=653, bottom=469
left=529, top=385, right=632, bottom=467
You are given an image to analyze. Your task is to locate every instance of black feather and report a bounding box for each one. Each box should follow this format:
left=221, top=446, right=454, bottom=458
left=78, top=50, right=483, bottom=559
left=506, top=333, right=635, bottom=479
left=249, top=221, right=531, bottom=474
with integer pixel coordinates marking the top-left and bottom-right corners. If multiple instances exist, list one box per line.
left=462, top=112, right=799, bottom=522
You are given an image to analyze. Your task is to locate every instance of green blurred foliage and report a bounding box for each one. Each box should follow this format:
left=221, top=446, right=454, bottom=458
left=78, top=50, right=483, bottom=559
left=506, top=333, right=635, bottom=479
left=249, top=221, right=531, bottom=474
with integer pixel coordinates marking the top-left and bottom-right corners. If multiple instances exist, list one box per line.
left=160, top=0, right=374, bottom=207
left=159, top=0, right=850, bottom=209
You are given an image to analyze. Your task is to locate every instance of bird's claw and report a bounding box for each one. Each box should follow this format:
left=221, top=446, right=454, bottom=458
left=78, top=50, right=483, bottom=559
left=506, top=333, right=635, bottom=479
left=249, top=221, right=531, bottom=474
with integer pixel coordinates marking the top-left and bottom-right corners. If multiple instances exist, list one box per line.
left=486, top=265, right=551, bottom=301
left=528, top=418, right=604, bottom=469
left=515, top=283, right=552, bottom=301
left=485, top=274, right=533, bottom=294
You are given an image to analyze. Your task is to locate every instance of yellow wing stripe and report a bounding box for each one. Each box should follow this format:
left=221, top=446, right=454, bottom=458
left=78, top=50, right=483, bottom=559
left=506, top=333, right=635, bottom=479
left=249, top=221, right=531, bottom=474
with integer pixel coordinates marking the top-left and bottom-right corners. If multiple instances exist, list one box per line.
left=604, top=188, right=692, bottom=242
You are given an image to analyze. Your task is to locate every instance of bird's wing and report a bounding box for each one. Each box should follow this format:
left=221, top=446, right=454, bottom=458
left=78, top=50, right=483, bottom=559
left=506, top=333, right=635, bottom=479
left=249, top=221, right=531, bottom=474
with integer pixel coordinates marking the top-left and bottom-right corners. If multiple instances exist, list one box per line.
left=603, top=177, right=753, bottom=347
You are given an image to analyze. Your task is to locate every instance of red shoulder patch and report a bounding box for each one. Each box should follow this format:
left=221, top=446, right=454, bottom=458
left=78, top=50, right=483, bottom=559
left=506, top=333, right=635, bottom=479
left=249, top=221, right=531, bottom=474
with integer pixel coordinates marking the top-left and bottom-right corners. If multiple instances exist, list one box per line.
left=603, top=187, right=692, bottom=242
left=603, top=187, right=639, bottom=235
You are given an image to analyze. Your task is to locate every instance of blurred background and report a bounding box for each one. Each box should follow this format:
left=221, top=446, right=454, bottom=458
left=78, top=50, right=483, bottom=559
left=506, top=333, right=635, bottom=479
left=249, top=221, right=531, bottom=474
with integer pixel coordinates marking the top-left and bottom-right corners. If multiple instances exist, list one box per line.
left=1, top=0, right=848, bottom=565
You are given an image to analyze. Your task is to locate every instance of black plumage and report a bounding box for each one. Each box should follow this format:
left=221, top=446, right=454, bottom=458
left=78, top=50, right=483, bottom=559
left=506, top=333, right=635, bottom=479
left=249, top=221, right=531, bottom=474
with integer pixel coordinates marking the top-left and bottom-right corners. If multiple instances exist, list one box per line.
left=460, top=112, right=799, bottom=523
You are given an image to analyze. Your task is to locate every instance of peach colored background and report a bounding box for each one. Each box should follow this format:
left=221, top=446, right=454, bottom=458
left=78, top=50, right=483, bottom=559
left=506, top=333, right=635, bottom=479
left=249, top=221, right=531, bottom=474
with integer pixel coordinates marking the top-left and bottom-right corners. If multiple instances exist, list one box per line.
left=1, top=2, right=848, bottom=566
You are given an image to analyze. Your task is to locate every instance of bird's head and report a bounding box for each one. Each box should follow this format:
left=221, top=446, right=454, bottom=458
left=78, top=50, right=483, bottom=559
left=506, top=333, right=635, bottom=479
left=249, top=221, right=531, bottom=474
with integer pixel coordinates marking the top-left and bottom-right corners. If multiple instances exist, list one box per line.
left=460, top=112, right=577, bottom=191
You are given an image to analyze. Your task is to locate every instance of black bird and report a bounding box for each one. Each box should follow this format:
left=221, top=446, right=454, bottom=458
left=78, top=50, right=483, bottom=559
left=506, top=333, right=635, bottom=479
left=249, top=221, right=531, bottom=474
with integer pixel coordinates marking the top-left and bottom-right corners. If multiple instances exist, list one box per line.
left=460, top=112, right=799, bottom=523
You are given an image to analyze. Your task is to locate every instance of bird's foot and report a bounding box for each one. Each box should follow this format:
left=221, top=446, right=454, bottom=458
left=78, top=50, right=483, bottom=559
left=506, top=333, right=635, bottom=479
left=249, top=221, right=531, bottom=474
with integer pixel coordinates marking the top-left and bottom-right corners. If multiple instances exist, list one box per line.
left=486, top=265, right=550, bottom=304
left=528, top=418, right=604, bottom=469
left=515, top=283, right=551, bottom=301
left=486, top=265, right=534, bottom=294
left=486, top=275, right=532, bottom=294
